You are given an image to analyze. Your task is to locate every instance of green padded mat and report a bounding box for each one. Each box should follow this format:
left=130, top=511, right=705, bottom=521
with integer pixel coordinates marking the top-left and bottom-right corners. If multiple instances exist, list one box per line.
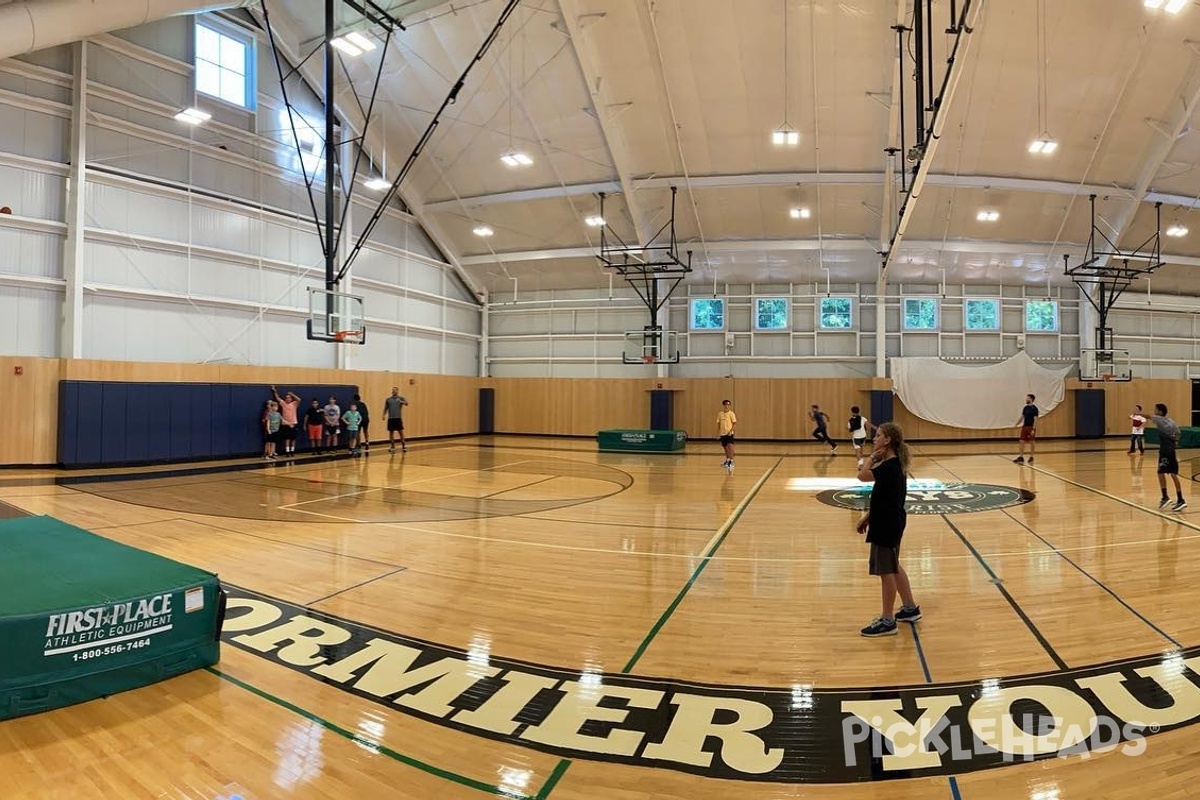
left=0, top=515, right=223, bottom=719
left=1143, top=427, right=1200, bottom=447
left=597, top=429, right=688, bottom=452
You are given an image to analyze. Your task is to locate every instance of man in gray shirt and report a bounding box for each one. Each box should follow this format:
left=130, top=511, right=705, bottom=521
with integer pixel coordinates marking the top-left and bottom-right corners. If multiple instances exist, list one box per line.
left=1150, top=403, right=1186, bottom=512
left=384, top=386, right=409, bottom=453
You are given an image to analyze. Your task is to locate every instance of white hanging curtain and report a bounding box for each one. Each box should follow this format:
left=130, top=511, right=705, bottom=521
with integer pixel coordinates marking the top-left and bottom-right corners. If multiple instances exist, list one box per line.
left=891, top=351, right=1074, bottom=429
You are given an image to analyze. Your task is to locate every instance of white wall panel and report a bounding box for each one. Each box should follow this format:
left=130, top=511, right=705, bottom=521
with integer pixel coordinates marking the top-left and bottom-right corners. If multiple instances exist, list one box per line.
left=0, top=13, right=478, bottom=371
left=86, top=47, right=188, bottom=110
left=0, top=286, right=60, bottom=356
left=0, top=165, right=67, bottom=221
left=0, top=106, right=68, bottom=163
left=0, top=229, right=63, bottom=279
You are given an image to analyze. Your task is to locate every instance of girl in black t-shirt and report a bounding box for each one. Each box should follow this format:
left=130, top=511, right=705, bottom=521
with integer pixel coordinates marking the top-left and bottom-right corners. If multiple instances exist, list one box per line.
left=855, top=422, right=922, bottom=637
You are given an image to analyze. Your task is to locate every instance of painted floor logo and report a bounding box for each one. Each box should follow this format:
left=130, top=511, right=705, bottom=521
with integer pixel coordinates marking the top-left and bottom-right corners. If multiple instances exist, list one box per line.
left=817, top=481, right=1034, bottom=514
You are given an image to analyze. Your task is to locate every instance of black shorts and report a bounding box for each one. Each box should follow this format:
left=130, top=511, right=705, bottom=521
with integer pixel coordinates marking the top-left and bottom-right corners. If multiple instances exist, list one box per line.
left=1159, top=452, right=1179, bottom=475
left=325, top=424, right=340, bottom=437
left=719, top=434, right=735, bottom=447
left=869, top=544, right=901, bottom=576
left=387, top=418, right=404, bottom=432
left=279, top=424, right=296, bottom=442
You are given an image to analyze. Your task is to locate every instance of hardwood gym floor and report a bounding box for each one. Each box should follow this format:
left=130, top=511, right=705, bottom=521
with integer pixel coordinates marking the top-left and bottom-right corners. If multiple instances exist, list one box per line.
left=0, top=436, right=1196, bottom=799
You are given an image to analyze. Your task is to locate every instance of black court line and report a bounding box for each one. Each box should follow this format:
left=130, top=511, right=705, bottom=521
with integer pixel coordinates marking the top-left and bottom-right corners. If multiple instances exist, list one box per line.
left=1000, top=508, right=1181, bottom=648
left=306, top=566, right=408, bottom=606
left=479, top=474, right=559, bottom=499
left=939, top=513, right=1068, bottom=670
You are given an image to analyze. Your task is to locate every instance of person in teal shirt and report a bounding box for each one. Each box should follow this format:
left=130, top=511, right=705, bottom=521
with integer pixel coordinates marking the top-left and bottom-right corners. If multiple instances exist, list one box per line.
left=342, top=403, right=363, bottom=456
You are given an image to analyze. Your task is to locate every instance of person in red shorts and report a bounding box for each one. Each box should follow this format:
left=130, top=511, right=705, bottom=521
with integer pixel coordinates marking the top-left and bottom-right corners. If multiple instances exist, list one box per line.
left=1013, top=393, right=1039, bottom=464
left=303, top=398, right=325, bottom=454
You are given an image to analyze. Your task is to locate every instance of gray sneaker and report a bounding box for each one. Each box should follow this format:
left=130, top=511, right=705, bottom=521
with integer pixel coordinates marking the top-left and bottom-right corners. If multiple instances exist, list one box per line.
left=1173, top=500, right=1188, bottom=512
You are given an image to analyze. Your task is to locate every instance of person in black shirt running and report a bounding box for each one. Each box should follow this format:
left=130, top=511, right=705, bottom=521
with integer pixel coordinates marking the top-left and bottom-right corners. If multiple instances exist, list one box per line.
left=809, top=404, right=838, bottom=453
left=1013, top=394, right=1039, bottom=464
left=856, top=421, right=921, bottom=637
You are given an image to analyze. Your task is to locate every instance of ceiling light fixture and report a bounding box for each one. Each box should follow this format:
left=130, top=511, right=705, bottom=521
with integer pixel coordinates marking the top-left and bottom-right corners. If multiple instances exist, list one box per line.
left=174, top=107, right=211, bottom=124
left=1028, top=0, right=1057, bottom=156
left=500, top=151, right=533, bottom=167
left=976, top=210, right=1000, bottom=222
left=363, top=177, right=390, bottom=191
left=329, top=38, right=362, bottom=57
left=789, top=206, right=811, bottom=219
left=500, top=30, right=534, bottom=168
left=584, top=215, right=605, bottom=228
left=1146, top=0, right=1188, bottom=12
left=771, top=0, right=800, bottom=147
left=1167, top=223, right=1189, bottom=237
left=473, top=225, right=495, bottom=237
left=330, top=30, right=376, bottom=57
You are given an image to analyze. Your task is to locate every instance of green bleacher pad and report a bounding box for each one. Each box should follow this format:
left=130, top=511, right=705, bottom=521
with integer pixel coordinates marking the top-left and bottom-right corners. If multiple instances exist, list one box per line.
left=1144, top=427, right=1200, bottom=447
left=598, top=429, right=687, bottom=453
left=0, top=516, right=223, bottom=720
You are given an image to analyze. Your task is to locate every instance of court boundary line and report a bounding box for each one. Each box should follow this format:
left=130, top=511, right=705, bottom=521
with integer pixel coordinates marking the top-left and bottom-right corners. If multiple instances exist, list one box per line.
left=204, top=665, right=542, bottom=798
left=307, top=566, right=409, bottom=606
left=909, top=626, right=965, bottom=800
left=932, top=454, right=1187, bottom=653
left=939, top=514, right=1069, bottom=671
left=621, top=458, right=783, bottom=674
left=539, top=459, right=782, bottom=798
left=1000, top=508, right=1181, bottom=648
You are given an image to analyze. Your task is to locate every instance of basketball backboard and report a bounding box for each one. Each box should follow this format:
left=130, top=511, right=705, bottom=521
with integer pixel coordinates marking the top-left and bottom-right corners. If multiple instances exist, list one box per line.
left=1080, top=349, right=1131, bottom=381
left=307, top=287, right=366, bottom=344
left=622, top=328, right=680, bottom=364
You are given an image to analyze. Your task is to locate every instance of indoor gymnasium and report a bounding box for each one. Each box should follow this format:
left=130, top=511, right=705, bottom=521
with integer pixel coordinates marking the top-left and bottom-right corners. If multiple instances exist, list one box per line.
left=2, top=0, right=1200, bottom=798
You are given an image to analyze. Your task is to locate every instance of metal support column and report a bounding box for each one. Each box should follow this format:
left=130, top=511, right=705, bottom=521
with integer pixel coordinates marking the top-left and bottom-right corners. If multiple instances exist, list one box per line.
left=61, top=40, right=87, bottom=359
left=479, top=291, right=489, bottom=378
left=875, top=271, right=887, bottom=377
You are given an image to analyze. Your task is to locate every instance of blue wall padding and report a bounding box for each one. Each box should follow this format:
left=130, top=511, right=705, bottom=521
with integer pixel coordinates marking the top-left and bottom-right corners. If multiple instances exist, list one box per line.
left=57, top=381, right=359, bottom=467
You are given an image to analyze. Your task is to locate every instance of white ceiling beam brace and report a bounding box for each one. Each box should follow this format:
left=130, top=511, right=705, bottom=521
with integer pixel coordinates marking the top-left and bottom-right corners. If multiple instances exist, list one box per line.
left=1091, top=42, right=1200, bottom=257
left=248, top=3, right=484, bottom=299
left=878, top=0, right=906, bottom=253
left=458, top=237, right=1135, bottom=265
left=423, top=171, right=1199, bottom=214
left=876, top=0, right=907, bottom=377
left=882, top=0, right=987, bottom=271
left=556, top=0, right=654, bottom=247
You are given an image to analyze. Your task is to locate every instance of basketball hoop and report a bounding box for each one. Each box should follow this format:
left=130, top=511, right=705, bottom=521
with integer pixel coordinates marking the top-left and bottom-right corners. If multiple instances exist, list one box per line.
left=334, top=330, right=363, bottom=344
left=1102, top=373, right=1114, bottom=382
left=641, top=354, right=658, bottom=364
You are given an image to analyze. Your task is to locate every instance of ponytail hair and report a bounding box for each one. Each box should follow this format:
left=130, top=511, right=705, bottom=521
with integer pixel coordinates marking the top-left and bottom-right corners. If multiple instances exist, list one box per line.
left=877, top=422, right=911, bottom=476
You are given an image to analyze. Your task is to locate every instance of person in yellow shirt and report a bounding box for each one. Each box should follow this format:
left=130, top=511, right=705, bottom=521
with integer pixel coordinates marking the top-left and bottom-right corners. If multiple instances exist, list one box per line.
left=717, top=399, right=737, bottom=473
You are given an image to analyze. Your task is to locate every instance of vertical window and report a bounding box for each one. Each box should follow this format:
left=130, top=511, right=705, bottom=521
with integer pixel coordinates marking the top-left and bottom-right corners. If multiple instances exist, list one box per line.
left=754, top=298, right=789, bottom=330
left=903, top=298, right=938, bottom=330
left=818, top=297, right=852, bottom=329
left=964, top=299, right=1000, bottom=331
left=195, top=21, right=254, bottom=109
left=1025, top=300, right=1059, bottom=332
left=690, top=298, right=725, bottom=330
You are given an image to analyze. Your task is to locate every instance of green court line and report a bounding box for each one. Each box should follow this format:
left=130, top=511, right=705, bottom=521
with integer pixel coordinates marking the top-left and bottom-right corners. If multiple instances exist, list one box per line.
left=204, top=665, right=537, bottom=799
left=621, top=458, right=783, bottom=675
left=533, top=759, right=572, bottom=800
left=534, top=459, right=781, bottom=799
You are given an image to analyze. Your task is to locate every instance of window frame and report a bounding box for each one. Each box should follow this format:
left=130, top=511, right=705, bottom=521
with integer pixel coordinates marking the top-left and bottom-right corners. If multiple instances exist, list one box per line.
left=817, top=296, right=854, bottom=330
left=689, top=297, right=727, bottom=332
left=1024, top=299, right=1060, bottom=333
left=902, top=297, right=939, bottom=331
left=963, top=298, right=1001, bottom=332
left=753, top=297, right=790, bottom=332
left=194, top=18, right=257, bottom=111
